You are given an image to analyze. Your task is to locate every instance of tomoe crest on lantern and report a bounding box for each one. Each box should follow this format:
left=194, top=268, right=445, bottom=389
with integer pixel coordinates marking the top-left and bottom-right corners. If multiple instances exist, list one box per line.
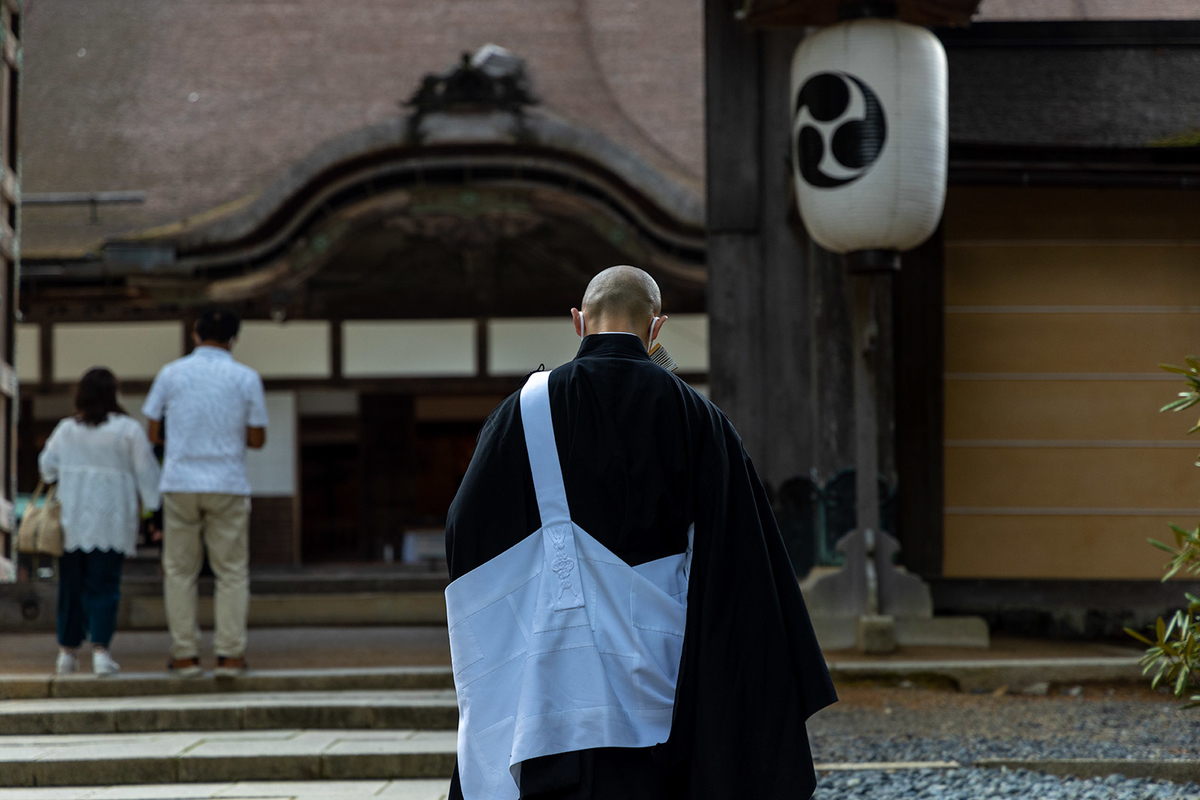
left=790, top=19, right=948, bottom=257
left=793, top=71, right=887, bottom=189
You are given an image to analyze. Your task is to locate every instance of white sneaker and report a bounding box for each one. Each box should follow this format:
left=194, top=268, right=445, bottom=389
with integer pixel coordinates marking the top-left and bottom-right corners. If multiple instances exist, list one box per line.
left=92, top=649, right=120, bottom=677
left=55, top=651, right=79, bottom=675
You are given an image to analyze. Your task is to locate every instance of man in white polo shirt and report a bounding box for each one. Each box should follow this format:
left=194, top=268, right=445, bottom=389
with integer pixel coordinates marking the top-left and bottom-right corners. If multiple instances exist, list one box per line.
left=143, top=306, right=268, bottom=676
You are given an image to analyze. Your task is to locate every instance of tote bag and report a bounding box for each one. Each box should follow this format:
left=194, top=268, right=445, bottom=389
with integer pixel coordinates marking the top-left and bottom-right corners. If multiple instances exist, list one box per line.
left=16, top=482, right=64, bottom=558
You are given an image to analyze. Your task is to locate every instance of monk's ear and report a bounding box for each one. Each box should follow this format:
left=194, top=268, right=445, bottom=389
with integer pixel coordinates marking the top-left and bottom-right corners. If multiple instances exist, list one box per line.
left=572, top=308, right=584, bottom=338
left=652, top=314, right=668, bottom=340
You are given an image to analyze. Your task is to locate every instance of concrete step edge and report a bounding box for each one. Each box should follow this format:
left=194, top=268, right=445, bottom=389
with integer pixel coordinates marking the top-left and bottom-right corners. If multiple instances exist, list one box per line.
left=0, top=700, right=460, bottom=735
left=828, top=657, right=1144, bottom=691
left=1, top=658, right=1144, bottom=700
left=975, top=758, right=1200, bottom=783
left=3, top=589, right=449, bottom=633
left=1, top=750, right=457, bottom=788
left=12, top=755, right=1197, bottom=789
left=0, top=667, right=456, bottom=700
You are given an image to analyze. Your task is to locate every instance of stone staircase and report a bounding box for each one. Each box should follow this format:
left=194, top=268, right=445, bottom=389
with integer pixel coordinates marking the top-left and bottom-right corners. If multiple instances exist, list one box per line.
left=0, top=667, right=459, bottom=790
left=0, top=567, right=450, bottom=633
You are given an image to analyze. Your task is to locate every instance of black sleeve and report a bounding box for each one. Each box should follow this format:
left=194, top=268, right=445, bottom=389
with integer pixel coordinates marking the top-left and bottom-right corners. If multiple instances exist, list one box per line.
left=445, top=391, right=541, bottom=580
left=659, top=407, right=837, bottom=800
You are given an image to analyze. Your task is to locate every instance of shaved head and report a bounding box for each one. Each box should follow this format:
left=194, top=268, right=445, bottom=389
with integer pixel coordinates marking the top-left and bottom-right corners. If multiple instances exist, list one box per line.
left=581, top=265, right=662, bottom=324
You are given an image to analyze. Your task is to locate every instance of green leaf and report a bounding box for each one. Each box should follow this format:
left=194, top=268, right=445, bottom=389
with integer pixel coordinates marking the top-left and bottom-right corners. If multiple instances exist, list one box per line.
left=1160, top=364, right=1196, bottom=375
left=1150, top=538, right=1179, bottom=554
left=1179, top=397, right=1200, bottom=413
left=1126, top=627, right=1155, bottom=646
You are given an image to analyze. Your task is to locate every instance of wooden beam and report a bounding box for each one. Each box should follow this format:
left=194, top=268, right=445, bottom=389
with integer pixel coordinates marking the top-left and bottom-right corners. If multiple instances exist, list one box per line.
left=739, top=0, right=981, bottom=28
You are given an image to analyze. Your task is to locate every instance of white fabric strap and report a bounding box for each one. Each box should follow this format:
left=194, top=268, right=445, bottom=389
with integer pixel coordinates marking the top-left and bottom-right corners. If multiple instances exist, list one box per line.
left=520, top=371, right=571, bottom=527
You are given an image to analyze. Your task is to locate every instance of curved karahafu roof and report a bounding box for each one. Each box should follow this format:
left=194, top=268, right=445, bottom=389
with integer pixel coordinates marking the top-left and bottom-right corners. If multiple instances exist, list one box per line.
left=20, top=0, right=704, bottom=259
left=20, top=51, right=707, bottom=322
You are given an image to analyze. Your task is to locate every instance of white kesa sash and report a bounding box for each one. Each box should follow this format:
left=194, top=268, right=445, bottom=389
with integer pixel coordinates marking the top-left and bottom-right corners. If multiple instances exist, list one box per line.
left=445, top=369, right=693, bottom=800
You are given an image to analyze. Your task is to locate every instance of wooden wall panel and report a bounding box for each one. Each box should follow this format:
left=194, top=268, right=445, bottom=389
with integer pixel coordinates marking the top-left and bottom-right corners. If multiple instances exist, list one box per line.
left=946, top=313, right=1200, bottom=374
left=943, top=186, right=1200, bottom=581
left=945, top=187, right=1200, bottom=241
left=944, top=515, right=1187, bottom=580
left=946, top=380, right=1190, bottom=442
left=946, top=244, right=1200, bottom=307
left=946, top=447, right=1200, bottom=510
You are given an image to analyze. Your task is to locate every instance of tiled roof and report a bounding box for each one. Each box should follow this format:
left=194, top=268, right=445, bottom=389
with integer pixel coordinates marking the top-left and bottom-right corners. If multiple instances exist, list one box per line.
left=976, top=0, right=1200, bottom=19
left=20, top=0, right=704, bottom=257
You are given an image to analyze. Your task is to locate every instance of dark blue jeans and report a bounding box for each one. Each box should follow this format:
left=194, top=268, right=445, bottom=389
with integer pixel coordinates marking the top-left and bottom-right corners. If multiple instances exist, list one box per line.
left=57, top=549, right=125, bottom=649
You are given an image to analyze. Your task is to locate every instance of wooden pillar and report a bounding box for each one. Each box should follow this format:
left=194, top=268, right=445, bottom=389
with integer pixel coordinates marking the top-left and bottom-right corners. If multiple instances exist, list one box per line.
left=357, top=393, right=416, bottom=561
left=706, top=1, right=815, bottom=489
left=706, top=0, right=767, bottom=465
left=893, top=227, right=945, bottom=577
left=706, top=6, right=940, bottom=577
left=760, top=28, right=814, bottom=486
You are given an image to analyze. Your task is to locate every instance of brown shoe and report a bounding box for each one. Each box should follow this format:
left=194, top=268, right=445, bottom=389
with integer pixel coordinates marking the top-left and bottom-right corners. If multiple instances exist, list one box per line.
left=214, top=655, right=247, bottom=677
left=167, top=656, right=202, bottom=678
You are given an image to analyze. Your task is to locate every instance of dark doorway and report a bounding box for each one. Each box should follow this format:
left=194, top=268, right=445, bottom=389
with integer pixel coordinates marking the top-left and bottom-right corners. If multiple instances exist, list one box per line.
left=300, top=417, right=362, bottom=563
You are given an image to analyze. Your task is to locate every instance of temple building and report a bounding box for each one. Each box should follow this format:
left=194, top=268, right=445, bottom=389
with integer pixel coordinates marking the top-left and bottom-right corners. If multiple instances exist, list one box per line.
left=10, top=0, right=1200, bottom=631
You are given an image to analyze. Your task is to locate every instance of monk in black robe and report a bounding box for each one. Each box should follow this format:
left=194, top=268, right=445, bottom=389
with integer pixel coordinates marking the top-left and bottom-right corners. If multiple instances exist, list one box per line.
left=446, top=265, right=836, bottom=800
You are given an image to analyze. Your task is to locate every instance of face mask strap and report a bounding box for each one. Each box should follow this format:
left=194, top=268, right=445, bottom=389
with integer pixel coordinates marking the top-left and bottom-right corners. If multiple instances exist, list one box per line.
left=648, top=316, right=660, bottom=346
left=579, top=312, right=586, bottom=340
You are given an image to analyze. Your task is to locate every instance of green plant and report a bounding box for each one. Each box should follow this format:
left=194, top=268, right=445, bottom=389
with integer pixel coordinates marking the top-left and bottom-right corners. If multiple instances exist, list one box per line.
left=1124, top=358, right=1200, bottom=706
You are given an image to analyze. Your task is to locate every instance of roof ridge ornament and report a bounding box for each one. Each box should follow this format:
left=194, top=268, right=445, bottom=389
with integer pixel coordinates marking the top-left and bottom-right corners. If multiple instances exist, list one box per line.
left=403, top=44, right=538, bottom=119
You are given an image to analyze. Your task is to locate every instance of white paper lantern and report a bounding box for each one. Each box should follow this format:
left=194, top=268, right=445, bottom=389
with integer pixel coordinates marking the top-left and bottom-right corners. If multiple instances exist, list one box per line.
left=790, top=18, right=948, bottom=266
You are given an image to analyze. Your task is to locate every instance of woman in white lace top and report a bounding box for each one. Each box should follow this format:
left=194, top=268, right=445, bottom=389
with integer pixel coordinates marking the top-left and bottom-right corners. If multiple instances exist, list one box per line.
left=38, top=368, right=161, bottom=676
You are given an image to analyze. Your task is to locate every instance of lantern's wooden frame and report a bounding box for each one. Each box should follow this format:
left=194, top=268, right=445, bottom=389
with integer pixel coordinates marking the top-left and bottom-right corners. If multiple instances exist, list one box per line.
left=740, top=0, right=981, bottom=27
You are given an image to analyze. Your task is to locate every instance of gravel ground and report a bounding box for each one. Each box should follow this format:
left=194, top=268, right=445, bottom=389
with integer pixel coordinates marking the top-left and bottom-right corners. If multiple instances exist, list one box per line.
left=808, top=685, right=1200, bottom=799
left=810, top=684, right=1200, bottom=763
left=814, top=768, right=1200, bottom=799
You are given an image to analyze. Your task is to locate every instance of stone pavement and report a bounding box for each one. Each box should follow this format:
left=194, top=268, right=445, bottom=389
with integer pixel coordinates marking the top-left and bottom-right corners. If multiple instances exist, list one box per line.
left=0, top=780, right=450, bottom=799
left=0, top=729, right=457, bottom=787
left=0, top=627, right=453, bottom=675
left=0, top=628, right=1172, bottom=796
left=0, top=690, right=458, bottom=733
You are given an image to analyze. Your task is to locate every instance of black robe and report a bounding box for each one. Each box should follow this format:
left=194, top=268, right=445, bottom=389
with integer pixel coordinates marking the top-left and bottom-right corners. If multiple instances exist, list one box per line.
left=445, top=334, right=837, bottom=800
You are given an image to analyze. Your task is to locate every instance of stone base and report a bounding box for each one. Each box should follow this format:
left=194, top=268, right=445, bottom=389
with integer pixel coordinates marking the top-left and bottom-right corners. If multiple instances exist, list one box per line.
left=856, top=615, right=897, bottom=654
left=812, top=613, right=990, bottom=652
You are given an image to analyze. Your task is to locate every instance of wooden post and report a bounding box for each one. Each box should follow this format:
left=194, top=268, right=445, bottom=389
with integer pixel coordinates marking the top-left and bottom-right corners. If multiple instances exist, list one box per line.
left=851, top=273, right=882, bottom=615
left=706, top=3, right=817, bottom=490
left=706, top=0, right=767, bottom=464
left=893, top=227, right=945, bottom=577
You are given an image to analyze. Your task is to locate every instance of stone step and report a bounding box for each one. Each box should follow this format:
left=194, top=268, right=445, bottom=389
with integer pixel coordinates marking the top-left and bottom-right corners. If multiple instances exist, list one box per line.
left=829, top=656, right=1144, bottom=692
left=0, top=657, right=1142, bottom=702
left=0, top=729, right=458, bottom=787
left=0, top=779, right=453, bottom=799
left=0, top=690, right=459, bottom=735
left=2, top=583, right=449, bottom=632
left=0, top=667, right=455, bottom=700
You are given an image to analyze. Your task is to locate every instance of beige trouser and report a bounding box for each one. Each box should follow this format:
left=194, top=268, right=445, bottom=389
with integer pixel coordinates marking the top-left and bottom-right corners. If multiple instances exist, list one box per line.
left=162, top=493, right=251, bottom=660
